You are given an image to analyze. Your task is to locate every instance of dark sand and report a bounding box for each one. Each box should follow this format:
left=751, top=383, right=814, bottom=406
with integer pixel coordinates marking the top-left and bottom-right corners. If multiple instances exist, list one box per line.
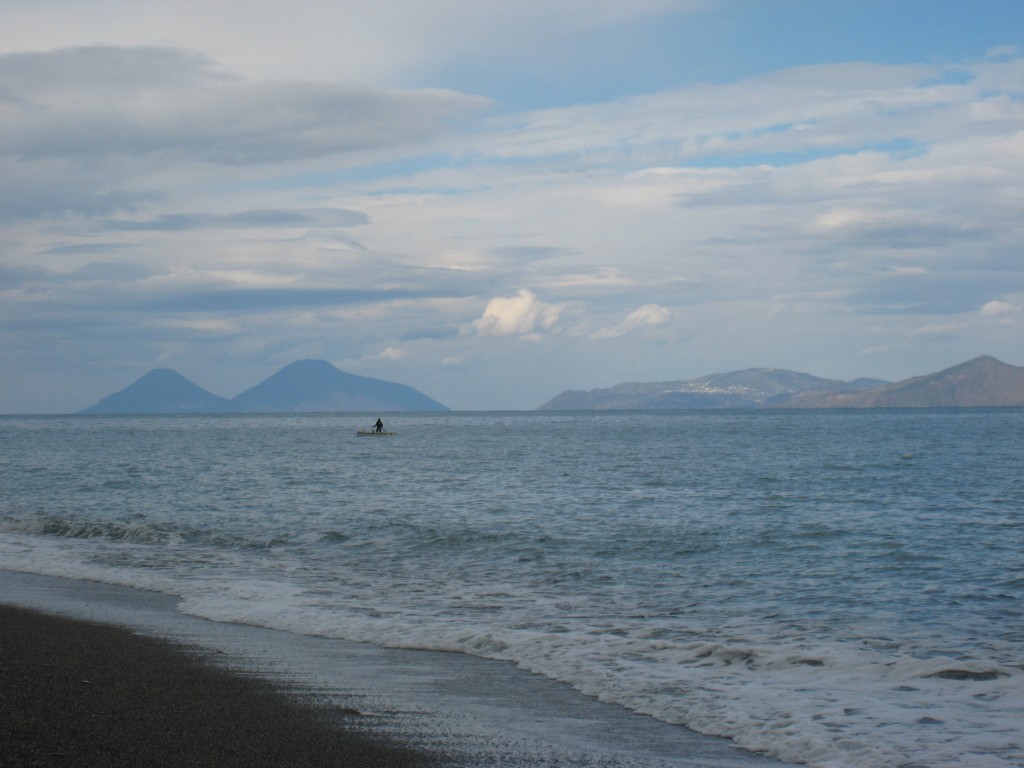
left=0, top=604, right=452, bottom=767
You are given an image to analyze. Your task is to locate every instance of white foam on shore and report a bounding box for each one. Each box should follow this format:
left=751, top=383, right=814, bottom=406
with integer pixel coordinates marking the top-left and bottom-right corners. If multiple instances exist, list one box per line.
left=2, top=531, right=1022, bottom=768
left=0, top=568, right=793, bottom=768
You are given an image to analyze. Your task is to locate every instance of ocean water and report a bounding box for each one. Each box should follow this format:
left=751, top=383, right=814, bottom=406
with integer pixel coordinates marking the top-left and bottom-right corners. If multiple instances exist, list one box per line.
left=1, top=410, right=1021, bottom=767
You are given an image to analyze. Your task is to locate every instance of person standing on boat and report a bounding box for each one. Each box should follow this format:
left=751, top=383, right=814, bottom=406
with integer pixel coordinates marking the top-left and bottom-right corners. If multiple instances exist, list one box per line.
left=374, top=418, right=384, bottom=433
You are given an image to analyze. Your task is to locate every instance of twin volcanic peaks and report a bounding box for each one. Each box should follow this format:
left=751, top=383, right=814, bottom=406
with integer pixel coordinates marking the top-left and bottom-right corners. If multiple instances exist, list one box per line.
left=79, top=359, right=450, bottom=414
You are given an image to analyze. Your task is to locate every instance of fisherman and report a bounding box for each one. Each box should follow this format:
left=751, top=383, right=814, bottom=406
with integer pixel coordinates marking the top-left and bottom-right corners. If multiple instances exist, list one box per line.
left=374, top=418, right=384, bottom=433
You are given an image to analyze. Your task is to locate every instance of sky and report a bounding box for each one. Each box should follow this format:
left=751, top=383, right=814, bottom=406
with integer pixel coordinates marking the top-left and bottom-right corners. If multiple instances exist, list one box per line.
left=2, top=0, right=1023, bottom=412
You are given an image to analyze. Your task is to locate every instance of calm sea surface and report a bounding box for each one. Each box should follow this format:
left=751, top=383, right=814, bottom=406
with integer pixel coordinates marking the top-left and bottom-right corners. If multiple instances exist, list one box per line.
left=1, top=410, right=1022, bottom=767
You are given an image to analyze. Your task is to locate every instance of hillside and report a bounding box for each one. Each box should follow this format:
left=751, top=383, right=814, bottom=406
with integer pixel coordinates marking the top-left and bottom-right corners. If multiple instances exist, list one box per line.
left=539, top=356, right=1024, bottom=411
left=777, top=356, right=1024, bottom=408
left=79, top=369, right=229, bottom=414
left=228, top=359, right=448, bottom=412
left=78, top=360, right=449, bottom=414
left=538, top=368, right=885, bottom=410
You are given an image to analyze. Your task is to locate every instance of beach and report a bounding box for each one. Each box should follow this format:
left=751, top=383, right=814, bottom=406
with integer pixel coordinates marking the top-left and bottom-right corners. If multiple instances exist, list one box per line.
left=0, top=602, right=449, bottom=768
left=0, top=570, right=793, bottom=767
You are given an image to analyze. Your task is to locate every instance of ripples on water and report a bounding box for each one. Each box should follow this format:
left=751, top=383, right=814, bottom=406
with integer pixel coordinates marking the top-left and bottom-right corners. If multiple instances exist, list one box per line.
left=1, top=410, right=1022, bottom=767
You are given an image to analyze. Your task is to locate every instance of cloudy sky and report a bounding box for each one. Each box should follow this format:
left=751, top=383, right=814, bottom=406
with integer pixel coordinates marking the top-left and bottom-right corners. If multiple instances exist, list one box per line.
left=3, top=0, right=1023, bottom=412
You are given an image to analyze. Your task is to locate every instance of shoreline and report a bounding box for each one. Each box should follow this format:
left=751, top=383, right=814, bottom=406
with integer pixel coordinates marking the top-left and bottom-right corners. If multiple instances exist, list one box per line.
left=0, top=569, right=797, bottom=767
left=0, top=603, right=449, bottom=767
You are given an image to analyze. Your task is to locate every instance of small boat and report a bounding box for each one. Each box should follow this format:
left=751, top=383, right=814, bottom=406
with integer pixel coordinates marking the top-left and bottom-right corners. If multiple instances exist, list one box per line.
left=357, top=429, right=395, bottom=436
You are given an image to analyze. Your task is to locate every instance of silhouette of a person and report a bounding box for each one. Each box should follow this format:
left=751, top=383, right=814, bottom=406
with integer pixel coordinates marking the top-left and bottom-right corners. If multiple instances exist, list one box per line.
left=375, top=418, right=384, bottom=433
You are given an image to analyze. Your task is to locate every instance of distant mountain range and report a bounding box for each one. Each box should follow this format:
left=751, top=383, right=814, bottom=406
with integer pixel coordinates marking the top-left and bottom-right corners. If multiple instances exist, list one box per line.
left=78, top=355, right=1024, bottom=414
left=79, top=359, right=449, bottom=414
left=775, top=355, right=1024, bottom=408
left=537, top=356, right=1024, bottom=410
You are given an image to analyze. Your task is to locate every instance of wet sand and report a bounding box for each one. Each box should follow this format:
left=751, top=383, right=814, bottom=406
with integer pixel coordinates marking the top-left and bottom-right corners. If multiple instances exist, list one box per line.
left=0, top=604, right=451, bottom=767
left=0, top=571, right=796, bottom=767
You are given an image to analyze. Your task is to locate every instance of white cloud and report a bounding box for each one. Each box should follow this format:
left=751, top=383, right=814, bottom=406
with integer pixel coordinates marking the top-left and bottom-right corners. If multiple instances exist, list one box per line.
left=472, top=289, right=563, bottom=339
left=887, top=266, right=930, bottom=277
left=980, top=300, right=1019, bottom=317
left=593, top=304, right=672, bottom=338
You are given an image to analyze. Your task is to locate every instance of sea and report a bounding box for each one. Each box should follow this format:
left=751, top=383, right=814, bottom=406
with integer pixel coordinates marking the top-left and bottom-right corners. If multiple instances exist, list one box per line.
left=1, top=410, right=1022, bottom=767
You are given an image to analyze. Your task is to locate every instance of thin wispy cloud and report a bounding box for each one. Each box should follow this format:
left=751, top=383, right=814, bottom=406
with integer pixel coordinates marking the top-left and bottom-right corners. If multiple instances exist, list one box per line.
left=102, top=208, right=369, bottom=232
left=593, top=305, right=673, bottom=339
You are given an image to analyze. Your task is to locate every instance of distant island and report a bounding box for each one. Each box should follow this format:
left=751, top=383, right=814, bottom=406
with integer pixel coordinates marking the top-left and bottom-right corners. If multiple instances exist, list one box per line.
left=537, top=356, right=1024, bottom=410
left=79, top=359, right=449, bottom=414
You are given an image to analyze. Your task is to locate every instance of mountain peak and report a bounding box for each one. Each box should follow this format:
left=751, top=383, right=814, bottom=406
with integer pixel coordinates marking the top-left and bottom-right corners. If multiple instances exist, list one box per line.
left=79, top=359, right=449, bottom=414
left=229, top=359, right=448, bottom=412
left=281, top=359, right=335, bottom=372
left=79, top=368, right=228, bottom=414
left=779, top=356, right=1024, bottom=408
left=961, top=354, right=1005, bottom=368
